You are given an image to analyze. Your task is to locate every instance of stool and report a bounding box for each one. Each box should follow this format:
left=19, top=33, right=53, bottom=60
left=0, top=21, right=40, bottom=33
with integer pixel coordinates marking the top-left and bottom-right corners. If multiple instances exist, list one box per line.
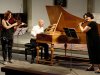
left=25, top=43, right=43, bottom=63
left=25, top=43, right=34, bottom=61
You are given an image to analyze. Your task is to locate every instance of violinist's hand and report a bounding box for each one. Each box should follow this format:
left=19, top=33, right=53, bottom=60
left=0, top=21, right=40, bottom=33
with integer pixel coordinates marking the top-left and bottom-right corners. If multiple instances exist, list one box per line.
left=79, top=22, right=83, bottom=26
left=13, top=22, right=18, bottom=26
left=76, top=22, right=82, bottom=28
left=13, top=22, right=21, bottom=30
left=21, top=22, right=25, bottom=25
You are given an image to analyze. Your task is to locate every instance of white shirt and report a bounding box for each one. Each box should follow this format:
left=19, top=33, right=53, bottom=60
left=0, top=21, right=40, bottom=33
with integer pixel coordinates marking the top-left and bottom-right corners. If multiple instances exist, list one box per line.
left=31, top=25, right=44, bottom=39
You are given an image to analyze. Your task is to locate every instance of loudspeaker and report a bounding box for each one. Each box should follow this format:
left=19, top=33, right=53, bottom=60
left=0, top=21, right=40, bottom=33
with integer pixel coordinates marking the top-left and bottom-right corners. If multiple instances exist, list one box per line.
left=54, top=0, right=67, bottom=7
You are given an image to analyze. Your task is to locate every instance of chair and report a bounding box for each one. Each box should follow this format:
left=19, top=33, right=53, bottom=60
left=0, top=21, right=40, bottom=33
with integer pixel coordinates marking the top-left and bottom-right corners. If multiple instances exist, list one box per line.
left=25, top=43, right=43, bottom=63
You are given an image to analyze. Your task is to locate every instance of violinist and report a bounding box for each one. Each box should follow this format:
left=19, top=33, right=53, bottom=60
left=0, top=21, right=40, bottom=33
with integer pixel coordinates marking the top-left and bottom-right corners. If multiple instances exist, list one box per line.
left=79, top=12, right=100, bottom=73
left=1, top=10, right=19, bottom=65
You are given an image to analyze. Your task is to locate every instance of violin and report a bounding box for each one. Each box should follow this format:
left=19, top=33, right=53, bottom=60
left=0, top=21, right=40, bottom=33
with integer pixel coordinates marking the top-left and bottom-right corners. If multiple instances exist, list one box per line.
left=76, top=20, right=87, bottom=27
left=81, top=20, right=87, bottom=25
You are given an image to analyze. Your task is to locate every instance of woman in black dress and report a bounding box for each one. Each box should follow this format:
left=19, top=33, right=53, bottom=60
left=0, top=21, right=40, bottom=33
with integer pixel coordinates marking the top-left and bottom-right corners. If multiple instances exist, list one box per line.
left=79, top=12, right=100, bottom=73
left=1, top=10, right=18, bottom=65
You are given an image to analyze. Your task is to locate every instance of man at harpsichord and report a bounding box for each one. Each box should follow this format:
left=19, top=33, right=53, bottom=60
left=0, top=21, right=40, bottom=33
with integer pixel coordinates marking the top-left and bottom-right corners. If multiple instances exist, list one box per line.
left=30, top=19, right=49, bottom=63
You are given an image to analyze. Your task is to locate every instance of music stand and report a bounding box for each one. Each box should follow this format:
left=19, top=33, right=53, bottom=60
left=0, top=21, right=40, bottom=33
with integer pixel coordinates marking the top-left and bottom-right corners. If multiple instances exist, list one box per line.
left=63, top=28, right=78, bottom=42
left=63, top=28, right=79, bottom=75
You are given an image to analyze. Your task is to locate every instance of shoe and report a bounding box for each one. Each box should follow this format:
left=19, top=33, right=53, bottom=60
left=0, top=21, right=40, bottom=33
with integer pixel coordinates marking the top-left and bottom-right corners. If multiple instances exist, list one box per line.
left=95, top=69, right=100, bottom=73
left=3, top=61, right=8, bottom=65
left=86, top=67, right=94, bottom=71
left=8, top=60, right=14, bottom=63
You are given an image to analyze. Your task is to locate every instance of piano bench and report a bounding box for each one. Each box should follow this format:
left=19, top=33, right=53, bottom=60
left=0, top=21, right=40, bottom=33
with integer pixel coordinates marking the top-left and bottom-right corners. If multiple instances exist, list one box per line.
left=25, top=43, right=43, bottom=63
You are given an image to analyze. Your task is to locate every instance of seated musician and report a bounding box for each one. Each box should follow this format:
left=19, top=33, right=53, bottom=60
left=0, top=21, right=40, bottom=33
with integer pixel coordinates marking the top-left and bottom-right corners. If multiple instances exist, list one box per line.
left=30, top=19, right=49, bottom=63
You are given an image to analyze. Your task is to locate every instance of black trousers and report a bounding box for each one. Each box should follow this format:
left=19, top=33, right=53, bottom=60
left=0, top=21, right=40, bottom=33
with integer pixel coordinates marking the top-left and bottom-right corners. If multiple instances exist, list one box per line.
left=1, top=37, right=13, bottom=61
left=30, top=39, right=49, bottom=59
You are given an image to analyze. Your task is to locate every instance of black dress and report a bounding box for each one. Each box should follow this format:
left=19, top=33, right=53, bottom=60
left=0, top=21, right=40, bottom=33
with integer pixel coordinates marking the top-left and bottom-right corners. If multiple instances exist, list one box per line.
left=1, top=22, right=14, bottom=61
left=86, top=21, right=100, bottom=64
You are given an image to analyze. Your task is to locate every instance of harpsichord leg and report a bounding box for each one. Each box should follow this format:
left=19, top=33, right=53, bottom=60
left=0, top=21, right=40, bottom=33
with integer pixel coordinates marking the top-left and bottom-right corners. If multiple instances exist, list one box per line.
left=36, top=46, right=40, bottom=63
left=50, top=44, right=54, bottom=65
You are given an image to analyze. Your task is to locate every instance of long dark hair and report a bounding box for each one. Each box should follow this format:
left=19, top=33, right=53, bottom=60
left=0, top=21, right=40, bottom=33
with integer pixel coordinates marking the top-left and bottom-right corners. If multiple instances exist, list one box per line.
left=4, top=10, right=12, bottom=20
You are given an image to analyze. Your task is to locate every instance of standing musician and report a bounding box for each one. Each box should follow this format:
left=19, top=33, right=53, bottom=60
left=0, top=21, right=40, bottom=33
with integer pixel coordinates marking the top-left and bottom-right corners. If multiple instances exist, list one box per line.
left=79, top=12, right=100, bottom=73
left=1, top=10, right=19, bottom=65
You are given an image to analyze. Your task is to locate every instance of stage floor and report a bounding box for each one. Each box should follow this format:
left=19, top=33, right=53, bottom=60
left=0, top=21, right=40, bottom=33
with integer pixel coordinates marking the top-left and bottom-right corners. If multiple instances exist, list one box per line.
left=0, top=52, right=99, bottom=75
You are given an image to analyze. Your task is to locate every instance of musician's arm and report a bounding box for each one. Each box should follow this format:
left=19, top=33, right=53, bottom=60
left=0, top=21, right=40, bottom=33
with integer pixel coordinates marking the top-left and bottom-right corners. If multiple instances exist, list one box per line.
left=79, top=24, right=91, bottom=32
left=2, top=19, right=18, bottom=29
left=31, top=26, right=37, bottom=39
